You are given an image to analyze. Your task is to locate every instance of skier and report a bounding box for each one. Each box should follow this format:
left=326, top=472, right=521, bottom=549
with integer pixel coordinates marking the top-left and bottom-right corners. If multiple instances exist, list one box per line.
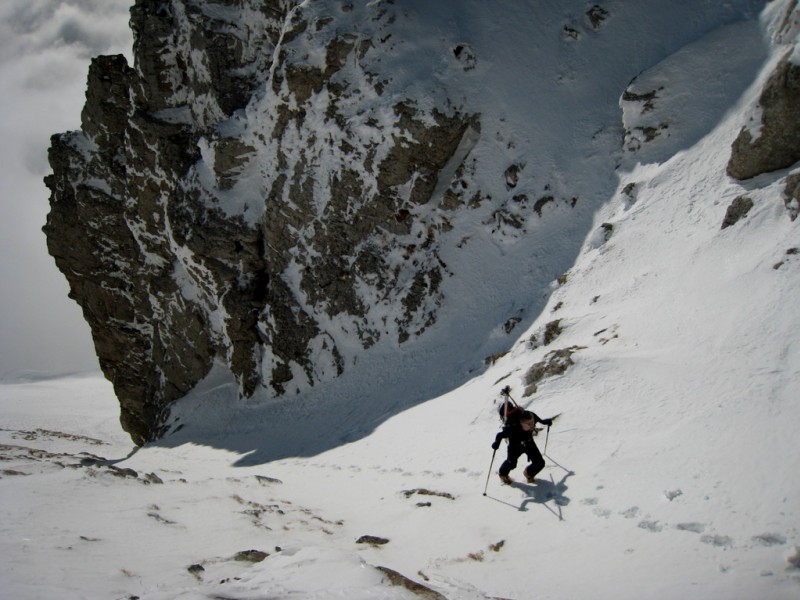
left=491, top=409, right=554, bottom=485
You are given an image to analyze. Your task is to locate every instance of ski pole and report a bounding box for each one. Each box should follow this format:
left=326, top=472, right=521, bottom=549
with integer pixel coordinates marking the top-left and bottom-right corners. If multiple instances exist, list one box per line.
left=543, top=414, right=561, bottom=457
left=483, top=448, right=497, bottom=496
left=544, top=425, right=551, bottom=456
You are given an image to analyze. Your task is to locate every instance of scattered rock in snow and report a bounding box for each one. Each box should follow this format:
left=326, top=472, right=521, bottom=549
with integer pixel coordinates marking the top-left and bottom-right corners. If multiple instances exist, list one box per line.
left=504, top=163, right=523, bottom=189
left=76, top=537, right=101, bottom=547
left=452, top=44, right=477, bottom=71
left=255, top=474, right=283, bottom=485
left=533, top=195, right=555, bottom=217
left=356, top=535, right=390, bottom=546
left=586, top=222, right=614, bottom=249
left=544, top=319, right=564, bottom=346
left=787, top=546, right=800, bottom=569
left=664, top=488, right=683, bottom=501
left=625, top=123, right=669, bottom=151
left=233, top=549, right=269, bottom=562
left=106, top=466, right=139, bottom=479
left=146, top=511, right=177, bottom=526
left=783, top=173, right=800, bottom=221
left=16, top=428, right=106, bottom=445
left=586, top=5, right=610, bottom=29
left=721, top=196, right=754, bottom=229
left=376, top=566, right=448, bottom=599
left=402, top=488, right=455, bottom=500
left=503, top=315, right=523, bottom=334
left=622, top=87, right=660, bottom=111
left=528, top=319, right=564, bottom=350
left=524, top=346, right=585, bottom=396
left=563, top=25, right=581, bottom=41
left=775, top=246, right=800, bottom=269
left=187, top=563, right=205, bottom=579
left=593, top=325, right=619, bottom=345
left=621, top=182, right=638, bottom=208
left=144, top=472, right=163, bottom=484
left=485, top=349, right=511, bottom=365
left=2, top=469, right=28, bottom=477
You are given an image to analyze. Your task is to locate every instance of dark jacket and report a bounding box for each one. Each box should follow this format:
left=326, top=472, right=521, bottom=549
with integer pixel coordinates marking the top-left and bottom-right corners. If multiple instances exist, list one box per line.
left=492, top=411, right=552, bottom=449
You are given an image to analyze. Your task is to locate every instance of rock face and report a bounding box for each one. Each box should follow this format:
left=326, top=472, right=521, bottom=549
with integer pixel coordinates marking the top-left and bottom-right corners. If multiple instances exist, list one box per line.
left=721, top=195, right=754, bottom=229
left=44, top=1, right=788, bottom=446
left=727, top=53, right=800, bottom=180
left=44, top=0, right=477, bottom=444
left=784, top=173, right=800, bottom=220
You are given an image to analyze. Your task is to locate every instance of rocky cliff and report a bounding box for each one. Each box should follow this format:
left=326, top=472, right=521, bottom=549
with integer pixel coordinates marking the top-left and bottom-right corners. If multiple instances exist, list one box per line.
left=44, top=0, right=482, bottom=444
left=44, top=0, right=800, bottom=445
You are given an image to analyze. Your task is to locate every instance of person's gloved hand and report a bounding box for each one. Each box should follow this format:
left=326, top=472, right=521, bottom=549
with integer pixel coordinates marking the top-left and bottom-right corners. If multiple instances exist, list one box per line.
left=491, top=441, right=500, bottom=450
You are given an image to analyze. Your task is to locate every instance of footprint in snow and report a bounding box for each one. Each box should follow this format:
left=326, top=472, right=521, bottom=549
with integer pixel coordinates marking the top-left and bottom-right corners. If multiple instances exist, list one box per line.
left=751, top=533, right=786, bottom=546
left=422, top=470, right=445, bottom=478
left=676, top=522, right=706, bottom=534
left=638, top=520, right=663, bottom=533
left=578, top=497, right=612, bottom=518
left=700, top=534, right=734, bottom=548
left=457, top=467, right=483, bottom=478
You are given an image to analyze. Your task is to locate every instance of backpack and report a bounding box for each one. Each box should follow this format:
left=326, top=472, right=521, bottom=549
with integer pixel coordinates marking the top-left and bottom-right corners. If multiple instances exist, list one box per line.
left=498, top=397, right=523, bottom=423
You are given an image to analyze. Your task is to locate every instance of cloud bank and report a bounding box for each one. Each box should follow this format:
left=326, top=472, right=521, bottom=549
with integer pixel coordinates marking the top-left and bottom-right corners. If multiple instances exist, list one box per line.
left=0, top=0, right=132, bottom=379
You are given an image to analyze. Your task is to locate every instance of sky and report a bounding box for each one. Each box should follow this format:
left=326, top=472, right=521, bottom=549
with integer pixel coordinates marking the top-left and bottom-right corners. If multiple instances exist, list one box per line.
left=0, top=0, right=132, bottom=379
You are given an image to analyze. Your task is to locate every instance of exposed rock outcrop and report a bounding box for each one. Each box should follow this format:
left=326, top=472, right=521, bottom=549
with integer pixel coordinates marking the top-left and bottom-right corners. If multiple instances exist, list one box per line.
left=44, top=0, right=478, bottom=444
left=784, top=172, right=800, bottom=220
left=727, top=53, right=800, bottom=180
left=721, top=195, right=754, bottom=229
left=43, top=1, right=783, bottom=446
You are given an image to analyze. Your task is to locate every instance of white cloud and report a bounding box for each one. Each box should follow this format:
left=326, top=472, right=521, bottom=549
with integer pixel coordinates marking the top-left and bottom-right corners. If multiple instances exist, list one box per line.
left=0, top=0, right=132, bottom=60
left=0, top=0, right=132, bottom=379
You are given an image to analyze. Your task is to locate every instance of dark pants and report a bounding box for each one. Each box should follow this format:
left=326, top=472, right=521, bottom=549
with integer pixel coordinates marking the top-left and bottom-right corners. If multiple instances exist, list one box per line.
left=499, top=440, right=545, bottom=478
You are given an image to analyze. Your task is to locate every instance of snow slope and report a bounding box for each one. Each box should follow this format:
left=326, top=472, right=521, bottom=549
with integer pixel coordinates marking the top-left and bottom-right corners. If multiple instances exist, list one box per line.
left=2, top=0, right=800, bottom=598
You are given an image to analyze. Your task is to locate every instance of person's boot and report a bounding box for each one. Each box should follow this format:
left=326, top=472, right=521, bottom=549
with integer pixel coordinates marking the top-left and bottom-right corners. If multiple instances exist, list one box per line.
left=499, top=473, right=513, bottom=485
left=523, top=467, right=536, bottom=484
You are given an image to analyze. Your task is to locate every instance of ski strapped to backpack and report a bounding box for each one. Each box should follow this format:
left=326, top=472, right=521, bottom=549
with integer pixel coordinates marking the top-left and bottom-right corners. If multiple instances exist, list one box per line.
left=498, top=385, right=522, bottom=424
left=497, top=386, right=562, bottom=433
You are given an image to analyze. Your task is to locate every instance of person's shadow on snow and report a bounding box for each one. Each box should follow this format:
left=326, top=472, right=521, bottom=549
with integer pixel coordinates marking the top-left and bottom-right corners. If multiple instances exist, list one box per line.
left=515, top=468, right=574, bottom=519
